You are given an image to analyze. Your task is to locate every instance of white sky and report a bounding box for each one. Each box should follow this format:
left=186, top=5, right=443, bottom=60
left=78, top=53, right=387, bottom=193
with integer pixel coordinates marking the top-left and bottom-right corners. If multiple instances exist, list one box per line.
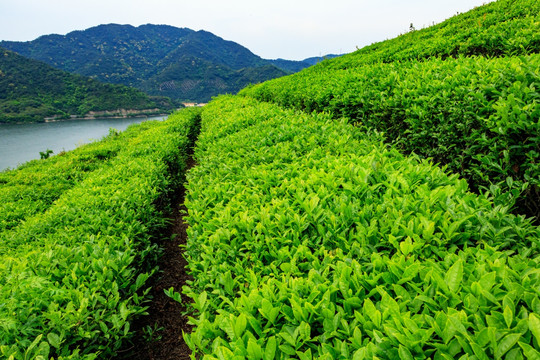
left=0, top=0, right=494, bottom=61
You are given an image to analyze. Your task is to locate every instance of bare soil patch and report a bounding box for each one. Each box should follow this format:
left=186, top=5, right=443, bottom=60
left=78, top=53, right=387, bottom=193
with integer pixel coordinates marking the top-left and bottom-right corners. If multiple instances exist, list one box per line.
left=115, top=156, right=196, bottom=360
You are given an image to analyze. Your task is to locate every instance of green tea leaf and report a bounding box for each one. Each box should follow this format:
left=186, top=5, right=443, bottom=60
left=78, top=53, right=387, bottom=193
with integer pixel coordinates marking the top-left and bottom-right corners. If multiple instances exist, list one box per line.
left=297, top=348, right=313, bottom=360
left=47, top=333, right=61, bottom=349
left=398, top=344, right=414, bottom=360
left=353, top=348, right=367, bottom=360
left=504, top=306, right=514, bottom=329
left=445, top=259, right=463, bottom=293
left=529, top=313, right=540, bottom=344
left=247, top=338, right=263, bottom=360
left=264, top=336, right=277, bottom=360
left=495, top=333, right=521, bottom=359
left=518, top=342, right=540, bottom=360
left=234, top=313, right=248, bottom=339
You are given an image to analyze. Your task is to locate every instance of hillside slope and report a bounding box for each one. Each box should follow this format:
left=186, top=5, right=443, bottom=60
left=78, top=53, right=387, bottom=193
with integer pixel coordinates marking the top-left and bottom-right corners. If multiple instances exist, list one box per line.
left=0, top=25, right=289, bottom=102
left=241, top=0, right=540, bottom=222
left=178, top=0, right=540, bottom=358
left=0, top=47, right=174, bottom=123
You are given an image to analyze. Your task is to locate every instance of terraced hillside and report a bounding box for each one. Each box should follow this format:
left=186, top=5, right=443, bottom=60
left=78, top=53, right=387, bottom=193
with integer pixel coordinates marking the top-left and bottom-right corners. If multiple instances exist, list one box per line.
left=240, top=0, right=540, bottom=222
left=179, top=0, right=540, bottom=358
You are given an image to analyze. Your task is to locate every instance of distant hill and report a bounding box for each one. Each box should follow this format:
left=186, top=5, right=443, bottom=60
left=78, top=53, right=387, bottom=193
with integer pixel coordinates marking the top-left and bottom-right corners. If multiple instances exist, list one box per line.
left=1, top=25, right=298, bottom=102
left=301, top=54, right=341, bottom=65
left=0, top=47, right=174, bottom=123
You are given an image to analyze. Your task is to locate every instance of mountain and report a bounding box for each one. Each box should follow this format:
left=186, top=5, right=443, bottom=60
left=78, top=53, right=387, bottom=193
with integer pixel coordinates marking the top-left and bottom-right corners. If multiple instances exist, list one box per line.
left=0, top=46, right=174, bottom=123
left=301, top=54, right=341, bottom=65
left=268, top=54, right=342, bottom=73
left=1, top=25, right=291, bottom=102
left=267, top=59, right=310, bottom=73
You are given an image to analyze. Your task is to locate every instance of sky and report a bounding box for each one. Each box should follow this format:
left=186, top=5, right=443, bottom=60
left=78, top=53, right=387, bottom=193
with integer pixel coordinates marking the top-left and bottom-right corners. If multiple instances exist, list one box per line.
left=0, top=0, right=494, bottom=61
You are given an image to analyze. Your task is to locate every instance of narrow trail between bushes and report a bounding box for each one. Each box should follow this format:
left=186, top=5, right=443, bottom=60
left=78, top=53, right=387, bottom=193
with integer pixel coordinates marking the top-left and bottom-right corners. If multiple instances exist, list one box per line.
left=116, top=155, right=196, bottom=360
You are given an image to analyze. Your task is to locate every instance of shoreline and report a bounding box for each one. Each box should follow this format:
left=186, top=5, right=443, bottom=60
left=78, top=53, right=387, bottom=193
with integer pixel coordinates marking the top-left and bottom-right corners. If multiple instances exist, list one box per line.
left=43, top=108, right=173, bottom=122
left=0, top=109, right=175, bottom=125
left=42, top=112, right=171, bottom=123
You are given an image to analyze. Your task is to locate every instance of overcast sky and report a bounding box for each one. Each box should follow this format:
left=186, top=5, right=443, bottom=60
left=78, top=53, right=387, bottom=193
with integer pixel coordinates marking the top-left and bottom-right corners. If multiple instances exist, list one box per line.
left=0, top=0, right=494, bottom=61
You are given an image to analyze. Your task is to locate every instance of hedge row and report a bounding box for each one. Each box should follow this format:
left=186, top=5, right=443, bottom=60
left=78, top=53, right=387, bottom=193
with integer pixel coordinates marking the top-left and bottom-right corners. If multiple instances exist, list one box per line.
left=180, top=96, right=540, bottom=359
left=241, top=54, right=540, bottom=222
left=0, top=108, right=201, bottom=359
left=0, top=132, right=123, bottom=234
left=322, top=0, right=539, bottom=69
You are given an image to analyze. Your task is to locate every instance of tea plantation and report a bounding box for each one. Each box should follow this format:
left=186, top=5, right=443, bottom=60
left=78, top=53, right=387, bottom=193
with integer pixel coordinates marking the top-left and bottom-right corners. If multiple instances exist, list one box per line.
left=1, top=0, right=539, bottom=358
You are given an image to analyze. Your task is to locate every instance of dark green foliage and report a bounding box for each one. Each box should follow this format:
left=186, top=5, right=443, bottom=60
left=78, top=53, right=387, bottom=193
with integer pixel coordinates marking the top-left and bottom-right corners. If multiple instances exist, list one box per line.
left=268, top=55, right=341, bottom=74
left=1, top=24, right=194, bottom=87
left=142, top=57, right=286, bottom=102
left=0, top=47, right=175, bottom=123
left=1, top=25, right=288, bottom=102
left=267, top=59, right=312, bottom=73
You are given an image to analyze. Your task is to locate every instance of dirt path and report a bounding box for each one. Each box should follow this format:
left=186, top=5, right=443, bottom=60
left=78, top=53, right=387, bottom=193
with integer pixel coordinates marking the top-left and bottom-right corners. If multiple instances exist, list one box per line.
left=115, top=156, right=196, bottom=360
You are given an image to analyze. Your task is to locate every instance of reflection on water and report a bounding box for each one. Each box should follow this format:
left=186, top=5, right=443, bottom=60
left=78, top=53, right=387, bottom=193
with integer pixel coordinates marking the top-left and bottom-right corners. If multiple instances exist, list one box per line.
left=0, top=116, right=166, bottom=171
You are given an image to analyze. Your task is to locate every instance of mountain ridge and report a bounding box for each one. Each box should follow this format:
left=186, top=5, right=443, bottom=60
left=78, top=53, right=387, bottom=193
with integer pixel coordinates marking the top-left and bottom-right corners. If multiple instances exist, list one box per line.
left=1, top=24, right=338, bottom=102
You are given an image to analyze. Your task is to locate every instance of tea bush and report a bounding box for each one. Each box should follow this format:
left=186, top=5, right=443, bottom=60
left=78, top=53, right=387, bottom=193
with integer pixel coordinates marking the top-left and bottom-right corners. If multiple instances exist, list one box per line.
left=0, top=108, right=201, bottom=359
left=180, top=96, right=540, bottom=359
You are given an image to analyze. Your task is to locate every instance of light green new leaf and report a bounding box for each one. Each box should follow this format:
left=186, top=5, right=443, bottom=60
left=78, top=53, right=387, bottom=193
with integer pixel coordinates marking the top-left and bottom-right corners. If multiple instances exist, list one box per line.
left=298, top=322, right=311, bottom=342
left=518, top=342, right=540, bottom=360
left=234, top=313, right=248, bottom=339
left=353, top=348, right=367, bottom=360
left=399, top=344, right=414, bottom=360
left=216, top=346, right=235, bottom=360
left=264, top=336, right=277, bottom=360
left=445, top=259, right=463, bottom=293
left=196, top=291, right=208, bottom=312
left=297, top=348, right=313, bottom=360
left=495, top=333, right=521, bottom=359
left=47, top=333, right=61, bottom=349
left=504, top=306, right=514, bottom=329
left=247, top=338, right=263, bottom=360
left=529, top=313, right=540, bottom=344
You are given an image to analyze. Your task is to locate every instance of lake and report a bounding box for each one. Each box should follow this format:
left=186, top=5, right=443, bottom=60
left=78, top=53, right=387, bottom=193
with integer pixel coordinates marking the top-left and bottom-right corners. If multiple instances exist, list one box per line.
left=0, top=115, right=167, bottom=171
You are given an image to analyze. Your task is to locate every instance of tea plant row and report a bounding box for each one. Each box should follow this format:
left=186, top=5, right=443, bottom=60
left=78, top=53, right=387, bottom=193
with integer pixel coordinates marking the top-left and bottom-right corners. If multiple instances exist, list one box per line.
left=321, top=0, right=539, bottom=70
left=0, top=125, right=161, bottom=235
left=0, top=108, right=201, bottom=359
left=241, top=54, right=540, bottom=222
left=180, top=96, right=540, bottom=359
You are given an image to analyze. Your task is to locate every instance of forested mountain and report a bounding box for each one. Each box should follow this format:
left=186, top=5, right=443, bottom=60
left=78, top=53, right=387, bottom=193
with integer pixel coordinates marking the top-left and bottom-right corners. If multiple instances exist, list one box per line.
left=0, top=25, right=303, bottom=102
left=267, top=54, right=342, bottom=72
left=0, top=46, right=174, bottom=123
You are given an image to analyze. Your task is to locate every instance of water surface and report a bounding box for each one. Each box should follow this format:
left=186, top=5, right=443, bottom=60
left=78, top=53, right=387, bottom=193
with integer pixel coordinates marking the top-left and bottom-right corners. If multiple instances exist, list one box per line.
left=0, top=116, right=166, bottom=171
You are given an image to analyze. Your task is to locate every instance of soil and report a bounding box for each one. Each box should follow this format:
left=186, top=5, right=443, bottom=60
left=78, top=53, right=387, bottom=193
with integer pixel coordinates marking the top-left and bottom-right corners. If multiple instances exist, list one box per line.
left=114, top=156, right=196, bottom=360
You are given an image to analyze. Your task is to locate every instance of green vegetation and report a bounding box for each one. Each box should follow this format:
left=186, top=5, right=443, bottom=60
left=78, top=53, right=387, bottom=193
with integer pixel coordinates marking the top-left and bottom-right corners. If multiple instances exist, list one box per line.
left=142, top=58, right=286, bottom=102
left=1, top=25, right=290, bottom=102
left=0, top=47, right=175, bottom=123
left=0, top=136, right=119, bottom=233
left=242, top=54, right=540, bottom=221
left=175, top=0, right=540, bottom=358
left=0, top=108, right=201, bottom=359
left=180, top=96, right=539, bottom=359
left=1, top=0, right=540, bottom=358
left=325, top=0, right=539, bottom=67
left=240, top=0, right=540, bottom=221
